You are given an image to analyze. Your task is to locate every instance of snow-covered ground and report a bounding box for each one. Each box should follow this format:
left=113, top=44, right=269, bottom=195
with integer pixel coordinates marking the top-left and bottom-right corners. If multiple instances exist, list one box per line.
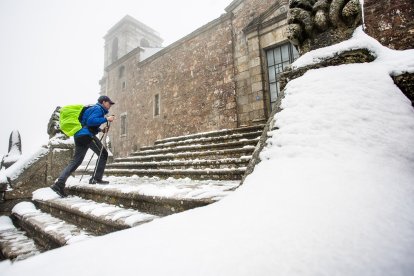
left=1, top=27, right=414, bottom=275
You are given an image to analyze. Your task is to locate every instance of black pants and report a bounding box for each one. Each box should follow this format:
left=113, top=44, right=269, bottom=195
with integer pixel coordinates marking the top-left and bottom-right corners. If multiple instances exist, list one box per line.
left=56, top=135, right=108, bottom=187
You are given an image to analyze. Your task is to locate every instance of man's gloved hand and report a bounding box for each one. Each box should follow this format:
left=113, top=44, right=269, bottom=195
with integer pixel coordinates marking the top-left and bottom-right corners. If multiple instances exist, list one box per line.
left=107, top=115, right=115, bottom=122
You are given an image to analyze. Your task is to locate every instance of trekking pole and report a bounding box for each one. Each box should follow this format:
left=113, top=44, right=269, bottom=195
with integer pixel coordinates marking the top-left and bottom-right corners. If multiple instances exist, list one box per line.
left=79, top=122, right=110, bottom=183
left=91, top=122, right=111, bottom=183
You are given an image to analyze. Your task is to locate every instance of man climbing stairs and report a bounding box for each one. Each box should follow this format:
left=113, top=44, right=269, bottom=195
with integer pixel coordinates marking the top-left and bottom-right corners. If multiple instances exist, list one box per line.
left=0, top=125, right=264, bottom=261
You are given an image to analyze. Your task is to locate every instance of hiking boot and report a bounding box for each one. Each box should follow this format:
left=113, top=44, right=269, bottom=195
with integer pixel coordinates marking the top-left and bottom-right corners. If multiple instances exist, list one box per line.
left=51, top=184, right=67, bottom=198
left=89, top=178, right=109, bottom=185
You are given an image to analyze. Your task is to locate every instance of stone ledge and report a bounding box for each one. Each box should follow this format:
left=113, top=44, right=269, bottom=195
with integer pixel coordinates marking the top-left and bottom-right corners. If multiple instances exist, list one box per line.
left=103, top=168, right=246, bottom=181
left=154, top=125, right=265, bottom=145
left=107, top=158, right=249, bottom=171
left=0, top=217, right=41, bottom=261
left=12, top=210, right=91, bottom=250
left=143, top=130, right=263, bottom=150
left=35, top=198, right=156, bottom=235
left=117, top=148, right=255, bottom=162
left=66, top=185, right=214, bottom=216
left=131, top=139, right=259, bottom=156
left=279, top=49, right=376, bottom=91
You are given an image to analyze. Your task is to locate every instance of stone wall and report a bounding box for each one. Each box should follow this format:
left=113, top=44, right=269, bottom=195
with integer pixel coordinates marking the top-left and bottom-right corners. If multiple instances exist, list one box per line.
left=0, top=140, right=73, bottom=215
left=364, top=0, right=414, bottom=50
left=106, top=15, right=237, bottom=157
left=228, top=0, right=289, bottom=126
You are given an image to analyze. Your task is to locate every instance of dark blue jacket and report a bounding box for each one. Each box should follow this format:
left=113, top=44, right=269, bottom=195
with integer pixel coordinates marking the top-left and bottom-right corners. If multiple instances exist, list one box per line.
left=74, top=103, right=108, bottom=138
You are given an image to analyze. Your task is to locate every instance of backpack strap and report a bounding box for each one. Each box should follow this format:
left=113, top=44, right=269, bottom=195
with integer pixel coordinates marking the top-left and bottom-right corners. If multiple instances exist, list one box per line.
left=78, top=105, right=94, bottom=125
left=80, top=104, right=106, bottom=134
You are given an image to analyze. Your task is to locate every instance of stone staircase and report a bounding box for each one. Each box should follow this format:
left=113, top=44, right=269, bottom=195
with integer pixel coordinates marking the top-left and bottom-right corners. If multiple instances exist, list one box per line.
left=103, top=125, right=263, bottom=180
left=0, top=125, right=264, bottom=261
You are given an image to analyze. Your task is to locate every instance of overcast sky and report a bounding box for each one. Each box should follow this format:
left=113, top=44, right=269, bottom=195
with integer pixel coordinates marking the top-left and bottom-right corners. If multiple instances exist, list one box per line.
left=0, top=0, right=232, bottom=157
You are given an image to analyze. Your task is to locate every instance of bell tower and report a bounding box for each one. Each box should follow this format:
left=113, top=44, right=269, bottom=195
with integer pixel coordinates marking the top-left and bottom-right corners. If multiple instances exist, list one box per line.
left=103, top=15, right=163, bottom=68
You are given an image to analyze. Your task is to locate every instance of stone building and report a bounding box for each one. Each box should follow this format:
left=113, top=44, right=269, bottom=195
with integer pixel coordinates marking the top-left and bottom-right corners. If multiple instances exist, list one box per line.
left=101, top=0, right=296, bottom=157
left=100, top=0, right=413, bottom=158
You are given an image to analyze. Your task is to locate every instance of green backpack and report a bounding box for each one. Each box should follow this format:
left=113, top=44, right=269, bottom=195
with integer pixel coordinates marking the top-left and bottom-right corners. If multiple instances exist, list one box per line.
left=59, top=104, right=92, bottom=136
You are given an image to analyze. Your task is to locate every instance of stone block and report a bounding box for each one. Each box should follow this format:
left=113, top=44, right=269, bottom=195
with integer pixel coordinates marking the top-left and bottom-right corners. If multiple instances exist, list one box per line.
left=47, top=147, right=74, bottom=185
left=250, top=66, right=261, bottom=76
left=249, top=57, right=261, bottom=68
left=248, top=38, right=260, bottom=52
left=236, top=71, right=250, bottom=82
left=226, top=100, right=237, bottom=109
left=251, top=73, right=263, bottom=84
left=249, top=109, right=265, bottom=121
left=239, top=113, right=250, bottom=124
left=251, top=82, right=263, bottom=93
left=252, top=101, right=265, bottom=111
left=237, top=95, right=249, bottom=106
left=260, top=28, right=286, bottom=48
left=237, top=62, right=249, bottom=73
left=237, top=55, right=248, bottom=64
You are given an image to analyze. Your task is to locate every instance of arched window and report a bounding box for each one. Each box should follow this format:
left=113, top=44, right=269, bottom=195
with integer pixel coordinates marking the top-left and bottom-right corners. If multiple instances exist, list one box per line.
left=111, top=37, right=119, bottom=62
left=140, top=38, right=150, bottom=47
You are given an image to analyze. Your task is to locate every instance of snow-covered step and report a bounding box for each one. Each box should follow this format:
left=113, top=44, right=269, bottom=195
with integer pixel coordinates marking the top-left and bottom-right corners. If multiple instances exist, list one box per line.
left=114, top=148, right=255, bottom=162
left=79, top=126, right=260, bottom=182
left=130, top=139, right=259, bottom=157
left=102, top=167, right=247, bottom=180
left=141, top=130, right=263, bottom=151
left=33, top=188, right=158, bottom=235
left=153, top=125, right=264, bottom=146
left=65, top=176, right=239, bottom=216
left=11, top=202, right=92, bottom=250
left=0, top=216, right=41, bottom=261
left=107, top=158, right=250, bottom=171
